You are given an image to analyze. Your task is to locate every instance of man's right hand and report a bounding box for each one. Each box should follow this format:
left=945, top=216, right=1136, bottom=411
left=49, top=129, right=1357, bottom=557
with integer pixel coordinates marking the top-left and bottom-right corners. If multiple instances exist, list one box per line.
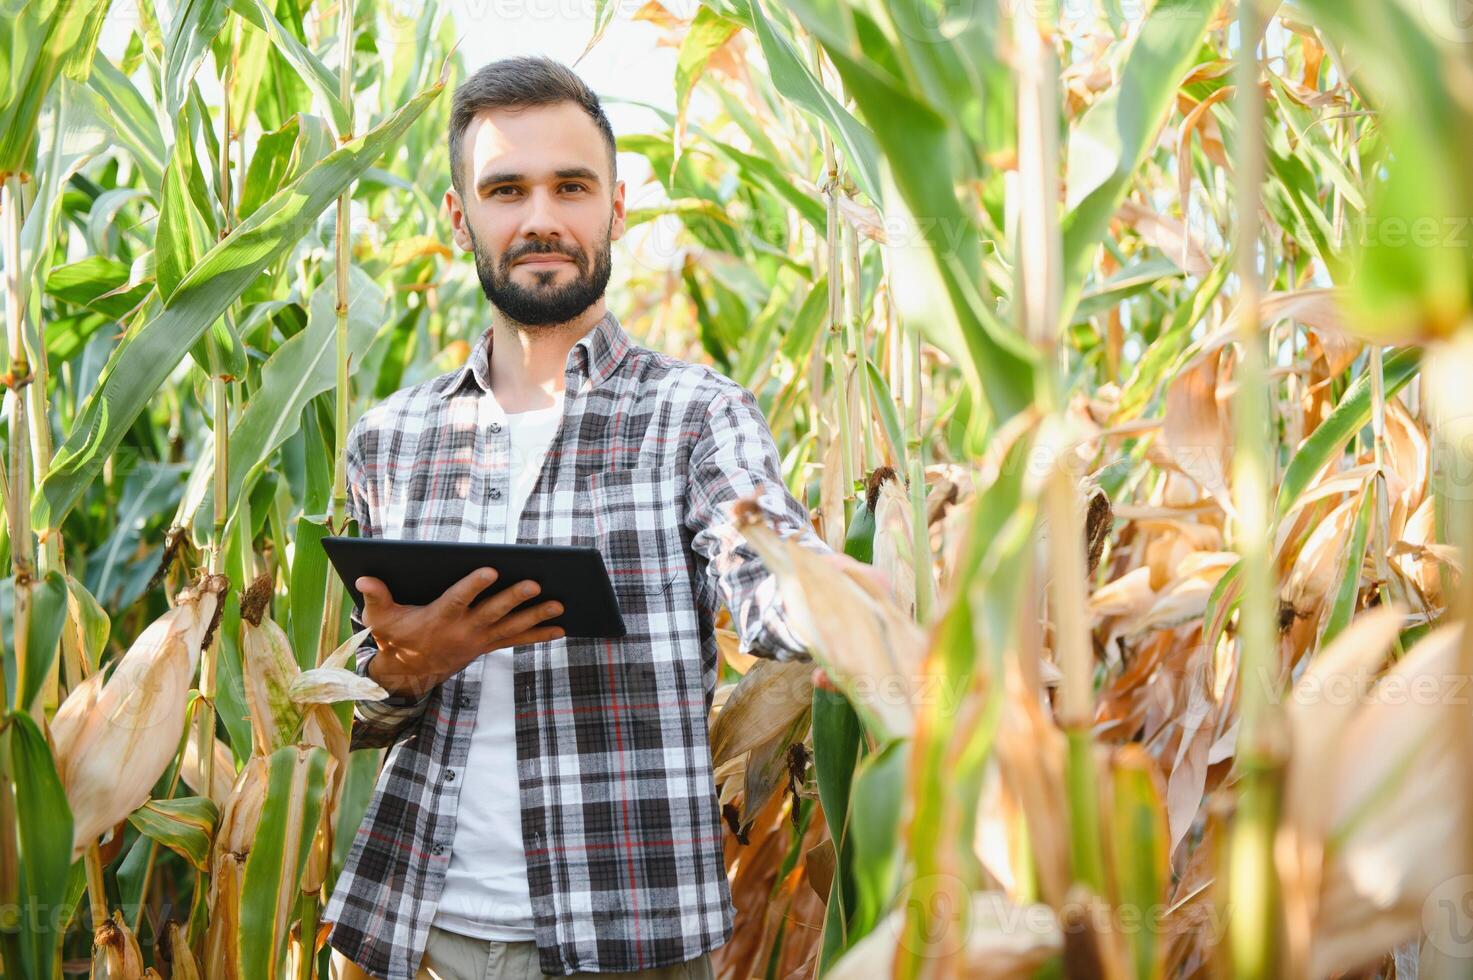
left=357, top=567, right=566, bottom=700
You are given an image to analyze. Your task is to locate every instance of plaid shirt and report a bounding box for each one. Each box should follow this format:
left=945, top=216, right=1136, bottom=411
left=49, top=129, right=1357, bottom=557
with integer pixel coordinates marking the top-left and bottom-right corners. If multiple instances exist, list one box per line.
left=322, top=309, right=829, bottom=979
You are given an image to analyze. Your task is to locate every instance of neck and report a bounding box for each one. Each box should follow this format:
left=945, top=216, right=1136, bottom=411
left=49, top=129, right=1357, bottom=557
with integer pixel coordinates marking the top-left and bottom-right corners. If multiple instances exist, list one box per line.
left=488, top=300, right=606, bottom=412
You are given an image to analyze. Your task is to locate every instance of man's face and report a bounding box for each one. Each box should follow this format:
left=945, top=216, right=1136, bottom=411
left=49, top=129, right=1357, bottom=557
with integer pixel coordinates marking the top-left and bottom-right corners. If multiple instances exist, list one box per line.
left=446, top=101, right=625, bottom=327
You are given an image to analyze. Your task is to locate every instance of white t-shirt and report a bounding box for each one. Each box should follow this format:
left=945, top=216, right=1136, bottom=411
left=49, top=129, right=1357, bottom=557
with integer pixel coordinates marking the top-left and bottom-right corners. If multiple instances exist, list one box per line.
left=432, top=393, right=564, bottom=940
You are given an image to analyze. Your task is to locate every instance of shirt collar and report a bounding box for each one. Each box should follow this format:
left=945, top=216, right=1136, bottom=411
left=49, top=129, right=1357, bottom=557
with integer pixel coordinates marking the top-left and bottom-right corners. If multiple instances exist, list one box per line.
left=439, top=308, right=631, bottom=401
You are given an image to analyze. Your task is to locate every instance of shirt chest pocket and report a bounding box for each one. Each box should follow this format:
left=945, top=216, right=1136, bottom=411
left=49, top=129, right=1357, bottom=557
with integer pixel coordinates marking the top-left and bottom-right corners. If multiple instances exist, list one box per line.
left=585, top=466, right=685, bottom=597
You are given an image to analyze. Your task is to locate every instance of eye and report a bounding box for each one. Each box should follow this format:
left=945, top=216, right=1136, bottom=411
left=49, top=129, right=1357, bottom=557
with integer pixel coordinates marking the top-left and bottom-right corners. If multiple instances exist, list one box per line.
left=561, top=182, right=587, bottom=193
left=490, top=186, right=519, bottom=197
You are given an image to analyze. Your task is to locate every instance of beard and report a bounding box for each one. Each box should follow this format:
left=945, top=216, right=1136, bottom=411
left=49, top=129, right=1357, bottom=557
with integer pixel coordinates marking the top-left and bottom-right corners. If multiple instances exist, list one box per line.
left=466, top=220, right=613, bottom=328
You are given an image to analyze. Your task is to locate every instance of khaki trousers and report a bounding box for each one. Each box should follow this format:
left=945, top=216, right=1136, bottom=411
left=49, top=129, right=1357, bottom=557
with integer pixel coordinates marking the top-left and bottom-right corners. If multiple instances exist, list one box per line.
left=413, top=925, right=716, bottom=980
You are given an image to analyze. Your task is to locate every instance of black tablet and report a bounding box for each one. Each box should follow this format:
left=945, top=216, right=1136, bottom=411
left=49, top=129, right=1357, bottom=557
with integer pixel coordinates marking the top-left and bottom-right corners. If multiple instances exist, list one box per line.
left=320, top=536, right=627, bottom=639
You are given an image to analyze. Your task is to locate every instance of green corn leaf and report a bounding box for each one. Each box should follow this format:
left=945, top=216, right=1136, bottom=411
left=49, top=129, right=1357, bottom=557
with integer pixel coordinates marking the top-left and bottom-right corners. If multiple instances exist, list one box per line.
left=1276, top=347, right=1420, bottom=518
left=16, top=571, right=69, bottom=715
left=64, top=573, right=111, bottom=676
left=5, top=712, right=74, bottom=980
left=87, top=54, right=167, bottom=192
left=1110, top=748, right=1169, bottom=980
left=32, top=70, right=446, bottom=531
left=239, top=745, right=329, bottom=980
left=1061, top=0, right=1220, bottom=324
left=0, top=0, right=111, bottom=178
left=128, top=796, right=220, bottom=872
left=225, top=0, right=350, bottom=135
left=863, top=358, right=906, bottom=470
left=745, top=0, right=881, bottom=201
left=191, top=265, right=385, bottom=544
left=1321, top=483, right=1376, bottom=646
left=161, top=0, right=230, bottom=120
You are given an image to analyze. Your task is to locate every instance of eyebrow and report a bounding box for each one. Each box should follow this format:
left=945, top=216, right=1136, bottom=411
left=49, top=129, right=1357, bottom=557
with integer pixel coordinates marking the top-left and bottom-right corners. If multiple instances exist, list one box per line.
left=475, top=167, right=602, bottom=196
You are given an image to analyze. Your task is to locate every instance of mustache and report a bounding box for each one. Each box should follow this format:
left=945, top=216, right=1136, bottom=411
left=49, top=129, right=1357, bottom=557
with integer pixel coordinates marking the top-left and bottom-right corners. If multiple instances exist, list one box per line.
left=504, top=243, right=582, bottom=268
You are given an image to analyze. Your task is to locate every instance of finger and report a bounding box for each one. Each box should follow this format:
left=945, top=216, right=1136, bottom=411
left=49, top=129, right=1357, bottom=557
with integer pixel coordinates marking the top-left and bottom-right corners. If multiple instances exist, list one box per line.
left=471, top=578, right=545, bottom=625
left=497, top=623, right=567, bottom=648
left=486, top=599, right=564, bottom=640
left=439, top=566, right=499, bottom=609
left=356, top=576, right=395, bottom=615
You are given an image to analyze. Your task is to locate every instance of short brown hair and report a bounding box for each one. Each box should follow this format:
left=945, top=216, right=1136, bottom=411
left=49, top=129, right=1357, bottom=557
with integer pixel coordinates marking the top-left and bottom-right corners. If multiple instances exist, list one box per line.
left=447, top=56, right=617, bottom=198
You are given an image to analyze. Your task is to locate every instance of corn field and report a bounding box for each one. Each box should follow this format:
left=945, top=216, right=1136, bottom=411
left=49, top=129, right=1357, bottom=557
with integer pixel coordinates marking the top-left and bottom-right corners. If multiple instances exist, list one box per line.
left=2, top=0, right=1472, bottom=976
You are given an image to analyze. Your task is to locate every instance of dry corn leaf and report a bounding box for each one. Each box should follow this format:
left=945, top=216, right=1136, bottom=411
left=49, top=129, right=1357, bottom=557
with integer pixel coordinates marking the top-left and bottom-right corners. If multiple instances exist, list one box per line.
left=825, top=891, right=1062, bottom=979
left=995, top=657, right=1070, bottom=906
left=818, top=414, right=847, bottom=552
left=1118, top=198, right=1212, bottom=276
left=716, top=627, right=758, bottom=676
left=1279, top=605, right=1406, bottom=977
left=1162, top=350, right=1232, bottom=514
left=1282, top=493, right=1365, bottom=618
left=732, top=497, right=926, bottom=739
left=162, top=919, right=201, bottom=980
left=709, top=657, right=813, bottom=768
left=1310, top=621, right=1471, bottom=977
left=179, top=734, right=236, bottom=809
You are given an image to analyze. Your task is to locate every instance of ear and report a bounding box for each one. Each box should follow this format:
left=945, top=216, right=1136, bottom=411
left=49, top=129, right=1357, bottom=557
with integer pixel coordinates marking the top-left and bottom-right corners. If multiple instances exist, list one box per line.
left=445, top=187, right=473, bottom=252
left=609, top=179, right=626, bottom=244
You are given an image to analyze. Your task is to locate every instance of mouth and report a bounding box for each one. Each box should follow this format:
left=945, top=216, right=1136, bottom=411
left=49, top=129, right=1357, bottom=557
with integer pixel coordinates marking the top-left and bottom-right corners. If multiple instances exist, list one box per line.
left=515, top=255, right=574, bottom=267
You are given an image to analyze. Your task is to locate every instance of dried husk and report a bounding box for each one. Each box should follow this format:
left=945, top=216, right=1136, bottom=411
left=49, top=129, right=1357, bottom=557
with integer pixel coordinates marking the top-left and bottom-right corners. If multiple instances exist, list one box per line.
left=53, top=575, right=227, bottom=861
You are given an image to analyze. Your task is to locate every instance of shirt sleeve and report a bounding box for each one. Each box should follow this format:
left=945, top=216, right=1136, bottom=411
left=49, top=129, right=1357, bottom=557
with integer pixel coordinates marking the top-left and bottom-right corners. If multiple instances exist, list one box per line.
left=344, top=419, right=433, bottom=751
left=684, top=384, right=833, bottom=662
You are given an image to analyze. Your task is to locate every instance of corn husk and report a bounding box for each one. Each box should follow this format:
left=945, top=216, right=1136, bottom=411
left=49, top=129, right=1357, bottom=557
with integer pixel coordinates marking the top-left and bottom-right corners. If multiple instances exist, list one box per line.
left=871, top=468, right=937, bottom=620
left=240, top=574, right=305, bottom=754
left=732, top=495, right=926, bottom=739
left=289, top=662, right=384, bottom=704
left=300, top=703, right=348, bottom=894
left=242, top=573, right=382, bottom=753
left=95, top=908, right=146, bottom=979
left=205, top=754, right=270, bottom=980
left=53, top=575, right=227, bottom=861
left=163, top=919, right=202, bottom=980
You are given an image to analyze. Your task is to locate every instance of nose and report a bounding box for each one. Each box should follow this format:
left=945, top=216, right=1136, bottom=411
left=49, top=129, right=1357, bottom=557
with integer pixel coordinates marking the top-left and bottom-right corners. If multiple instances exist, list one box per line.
left=519, top=186, right=563, bottom=244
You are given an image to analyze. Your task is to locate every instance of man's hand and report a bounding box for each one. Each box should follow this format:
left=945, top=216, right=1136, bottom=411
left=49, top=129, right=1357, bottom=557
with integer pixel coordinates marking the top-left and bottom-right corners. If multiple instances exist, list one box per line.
left=357, top=567, right=566, bottom=700
left=810, top=551, right=891, bottom=693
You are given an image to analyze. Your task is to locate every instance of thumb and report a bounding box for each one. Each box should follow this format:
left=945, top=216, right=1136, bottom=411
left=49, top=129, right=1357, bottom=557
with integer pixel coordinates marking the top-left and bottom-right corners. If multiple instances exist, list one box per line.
left=355, top=576, right=392, bottom=611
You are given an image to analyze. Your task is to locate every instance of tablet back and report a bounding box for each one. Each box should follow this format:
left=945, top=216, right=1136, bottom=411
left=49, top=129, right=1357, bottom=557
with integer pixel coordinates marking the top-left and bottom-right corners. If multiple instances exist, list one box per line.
left=320, top=536, right=626, bottom=639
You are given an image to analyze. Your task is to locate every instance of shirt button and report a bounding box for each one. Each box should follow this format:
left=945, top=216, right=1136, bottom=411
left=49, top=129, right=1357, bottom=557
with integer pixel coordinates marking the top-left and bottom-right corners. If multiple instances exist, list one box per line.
left=442, top=769, right=456, bottom=782
left=490, top=487, right=502, bottom=499
left=457, top=694, right=473, bottom=709
left=432, top=843, right=445, bottom=856
left=490, top=422, right=503, bottom=433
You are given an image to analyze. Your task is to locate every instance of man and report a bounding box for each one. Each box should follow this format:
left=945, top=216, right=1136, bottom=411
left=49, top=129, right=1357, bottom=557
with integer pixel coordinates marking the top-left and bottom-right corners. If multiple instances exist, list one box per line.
left=322, top=56, right=872, bottom=980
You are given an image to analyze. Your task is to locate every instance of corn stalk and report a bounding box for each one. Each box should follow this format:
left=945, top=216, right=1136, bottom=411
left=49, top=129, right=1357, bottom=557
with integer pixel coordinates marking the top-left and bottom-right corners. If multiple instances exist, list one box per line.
left=1223, top=2, right=1287, bottom=975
